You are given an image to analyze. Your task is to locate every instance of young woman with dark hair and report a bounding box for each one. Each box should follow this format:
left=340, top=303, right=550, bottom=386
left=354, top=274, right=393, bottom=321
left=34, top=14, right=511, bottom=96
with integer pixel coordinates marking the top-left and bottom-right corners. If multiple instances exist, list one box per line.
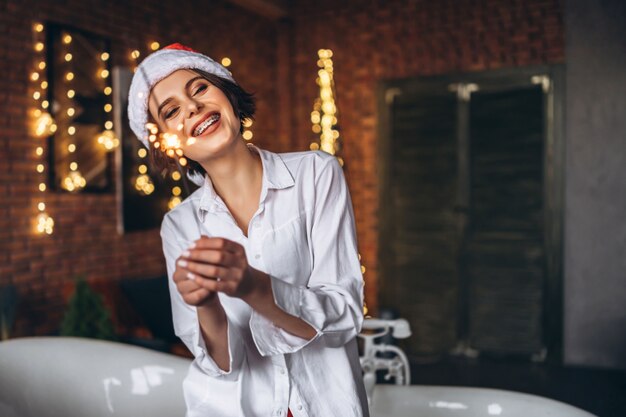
left=127, top=43, right=368, bottom=417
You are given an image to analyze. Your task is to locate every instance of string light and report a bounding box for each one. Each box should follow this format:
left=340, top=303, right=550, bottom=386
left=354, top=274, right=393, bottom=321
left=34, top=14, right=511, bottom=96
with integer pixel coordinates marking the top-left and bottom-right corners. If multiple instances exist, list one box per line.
left=60, top=31, right=85, bottom=192
left=139, top=121, right=187, bottom=207
left=310, top=49, right=342, bottom=163
left=97, top=130, right=119, bottom=150
left=358, top=253, right=369, bottom=315
left=31, top=22, right=54, bottom=234
left=133, top=133, right=154, bottom=195
left=242, top=117, right=254, bottom=142
left=96, top=44, right=118, bottom=152
left=310, top=50, right=363, bottom=310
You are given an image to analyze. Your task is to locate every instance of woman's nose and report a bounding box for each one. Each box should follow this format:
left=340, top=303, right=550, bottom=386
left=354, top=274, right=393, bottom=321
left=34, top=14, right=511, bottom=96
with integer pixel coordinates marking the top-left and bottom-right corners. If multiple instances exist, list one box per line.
left=184, top=98, right=203, bottom=118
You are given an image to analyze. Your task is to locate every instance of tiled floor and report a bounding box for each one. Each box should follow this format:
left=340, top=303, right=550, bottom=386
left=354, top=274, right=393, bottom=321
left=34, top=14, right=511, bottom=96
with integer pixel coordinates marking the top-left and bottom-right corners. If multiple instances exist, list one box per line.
left=407, top=355, right=626, bottom=417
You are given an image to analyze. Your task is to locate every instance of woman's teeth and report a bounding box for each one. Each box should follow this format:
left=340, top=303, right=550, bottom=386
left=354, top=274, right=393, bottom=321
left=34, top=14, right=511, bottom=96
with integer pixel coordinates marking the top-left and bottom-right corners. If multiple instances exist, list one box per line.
left=193, top=113, right=220, bottom=136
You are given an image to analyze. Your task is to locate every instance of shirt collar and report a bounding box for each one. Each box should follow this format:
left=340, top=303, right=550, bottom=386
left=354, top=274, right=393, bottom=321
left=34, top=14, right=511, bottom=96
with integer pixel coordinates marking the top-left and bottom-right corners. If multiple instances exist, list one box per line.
left=197, top=143, right=295, bottom=215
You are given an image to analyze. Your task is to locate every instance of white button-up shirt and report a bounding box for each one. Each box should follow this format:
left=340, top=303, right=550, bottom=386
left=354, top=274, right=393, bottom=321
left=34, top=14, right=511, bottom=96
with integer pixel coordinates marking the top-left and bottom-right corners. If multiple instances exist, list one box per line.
left=160, top=143, right=369, bottom=417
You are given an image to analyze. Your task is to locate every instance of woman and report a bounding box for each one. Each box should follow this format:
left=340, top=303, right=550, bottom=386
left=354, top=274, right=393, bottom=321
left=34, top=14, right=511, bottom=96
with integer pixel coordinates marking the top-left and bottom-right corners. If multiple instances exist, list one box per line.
left=127, top=43, right=369, bottom=417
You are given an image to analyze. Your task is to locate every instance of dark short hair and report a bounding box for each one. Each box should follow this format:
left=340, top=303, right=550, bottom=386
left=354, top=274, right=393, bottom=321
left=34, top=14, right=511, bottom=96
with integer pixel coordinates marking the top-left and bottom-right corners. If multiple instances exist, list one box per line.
left=148, top=69, right=256, bottom=181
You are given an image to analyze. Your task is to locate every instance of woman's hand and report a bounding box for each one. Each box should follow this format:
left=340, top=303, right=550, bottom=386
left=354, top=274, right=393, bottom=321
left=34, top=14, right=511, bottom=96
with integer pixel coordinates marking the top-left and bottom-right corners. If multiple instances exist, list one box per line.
left=179, top=236, right=317, bottom=342
left=173, top=251, right=219, bottom=307
left=176, top=236, right=270, bottom=302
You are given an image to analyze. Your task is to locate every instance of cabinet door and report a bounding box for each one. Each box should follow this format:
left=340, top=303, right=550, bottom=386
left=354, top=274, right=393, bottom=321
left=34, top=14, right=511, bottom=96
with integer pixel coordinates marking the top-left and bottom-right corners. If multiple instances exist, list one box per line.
left=379, top=86, right=460, bottom=355
left=465, top=85, right=546, bottom=355
left=379, top=68, right=561, bottom=358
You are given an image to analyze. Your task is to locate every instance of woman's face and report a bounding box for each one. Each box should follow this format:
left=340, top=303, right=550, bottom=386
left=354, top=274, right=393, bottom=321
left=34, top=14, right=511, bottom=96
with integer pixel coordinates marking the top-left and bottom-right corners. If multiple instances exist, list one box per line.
left=147, top=69, right=240, bottom=163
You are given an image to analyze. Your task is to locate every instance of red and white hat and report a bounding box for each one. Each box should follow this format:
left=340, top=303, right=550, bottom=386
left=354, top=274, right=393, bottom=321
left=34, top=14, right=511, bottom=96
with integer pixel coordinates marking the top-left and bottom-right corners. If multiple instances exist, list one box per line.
left=127, top=43, right=235, bottom=149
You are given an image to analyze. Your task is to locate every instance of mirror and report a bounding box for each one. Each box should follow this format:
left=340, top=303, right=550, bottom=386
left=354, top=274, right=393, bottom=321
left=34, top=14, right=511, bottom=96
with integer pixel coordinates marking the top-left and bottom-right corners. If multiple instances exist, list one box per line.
left=46, top=23, right=113, bottom=192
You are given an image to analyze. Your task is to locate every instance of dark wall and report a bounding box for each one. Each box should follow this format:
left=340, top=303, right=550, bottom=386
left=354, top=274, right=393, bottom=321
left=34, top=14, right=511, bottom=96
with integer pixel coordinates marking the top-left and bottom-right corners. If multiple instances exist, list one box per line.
left=288, top=0, right=564, bottom=313
left=564, top=0, right=626, bottom=370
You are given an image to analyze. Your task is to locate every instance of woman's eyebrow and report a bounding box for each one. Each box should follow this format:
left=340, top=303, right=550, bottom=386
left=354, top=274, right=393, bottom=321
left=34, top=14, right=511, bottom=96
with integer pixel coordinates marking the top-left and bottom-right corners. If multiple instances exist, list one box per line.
left=157, top=76, right=205, bottom=118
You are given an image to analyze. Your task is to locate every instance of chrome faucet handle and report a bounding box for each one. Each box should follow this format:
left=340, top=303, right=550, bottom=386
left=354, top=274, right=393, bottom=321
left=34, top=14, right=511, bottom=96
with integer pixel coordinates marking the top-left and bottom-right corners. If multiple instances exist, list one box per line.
left=361, top=318, right=412, bottom=339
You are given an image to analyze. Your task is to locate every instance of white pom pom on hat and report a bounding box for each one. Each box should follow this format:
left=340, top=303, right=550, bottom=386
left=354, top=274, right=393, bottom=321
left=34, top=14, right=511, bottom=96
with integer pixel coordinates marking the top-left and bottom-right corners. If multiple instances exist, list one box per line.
left=127, top=43, right=235, bottom=149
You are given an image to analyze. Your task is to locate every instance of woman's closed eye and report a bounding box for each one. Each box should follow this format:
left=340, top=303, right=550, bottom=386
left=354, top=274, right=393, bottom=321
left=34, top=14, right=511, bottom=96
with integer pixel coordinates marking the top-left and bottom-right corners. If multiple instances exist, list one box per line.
left=193, top=84, right=208, bottom=95
left=164, top=107, right=179, bottom=120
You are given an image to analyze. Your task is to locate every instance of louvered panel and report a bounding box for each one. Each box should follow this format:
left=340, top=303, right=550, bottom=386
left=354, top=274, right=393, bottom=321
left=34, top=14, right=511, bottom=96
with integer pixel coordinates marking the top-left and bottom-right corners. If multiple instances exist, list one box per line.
left=380, top=90, right=459, bottom=355
left=466, top=85, right=545, bottom=355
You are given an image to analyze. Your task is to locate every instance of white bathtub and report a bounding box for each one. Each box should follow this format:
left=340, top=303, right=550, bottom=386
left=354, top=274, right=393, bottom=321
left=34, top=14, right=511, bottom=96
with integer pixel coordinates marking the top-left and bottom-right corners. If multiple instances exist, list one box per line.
left=0, top=337, right=596, bottom=417
left=369, top=385, right=596, bottom=417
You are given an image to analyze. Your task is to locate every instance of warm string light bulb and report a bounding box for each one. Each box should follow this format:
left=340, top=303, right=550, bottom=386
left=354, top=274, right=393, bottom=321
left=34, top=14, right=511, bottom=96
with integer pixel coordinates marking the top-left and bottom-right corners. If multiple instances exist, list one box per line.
left=36, top=212, right=55, bottom=234
left=97, top=130, right=119, bottom=150
left=31, top=22, right=54, bottom=234
left=310, top=49, right=342, bottom=165
left=130, top=47, right=142, bottom=73
left=358, top=253, right=369, bottom=316
left=242, top=117, right=254, bottom=141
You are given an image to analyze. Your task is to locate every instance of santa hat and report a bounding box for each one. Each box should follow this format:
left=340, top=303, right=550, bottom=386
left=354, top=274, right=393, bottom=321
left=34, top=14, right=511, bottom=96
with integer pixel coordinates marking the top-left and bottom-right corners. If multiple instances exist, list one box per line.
left=127, top=43, right=235, bottom=149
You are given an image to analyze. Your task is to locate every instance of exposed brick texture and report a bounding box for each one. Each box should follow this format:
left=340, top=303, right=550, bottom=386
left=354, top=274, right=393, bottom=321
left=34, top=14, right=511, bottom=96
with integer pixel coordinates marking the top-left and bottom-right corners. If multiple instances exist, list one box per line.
left=1, top=0, right=564, bottom=338
left=0, top=0, right=280, bottom=338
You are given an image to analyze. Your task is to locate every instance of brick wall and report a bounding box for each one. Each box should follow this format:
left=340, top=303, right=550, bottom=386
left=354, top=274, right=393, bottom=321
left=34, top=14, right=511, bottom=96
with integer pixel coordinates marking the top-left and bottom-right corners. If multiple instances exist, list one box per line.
left=288, top=0, right=564, bottom=313
left=0, top=0, right=280, bottom=337
left=1, top=0, right=565, bottom=337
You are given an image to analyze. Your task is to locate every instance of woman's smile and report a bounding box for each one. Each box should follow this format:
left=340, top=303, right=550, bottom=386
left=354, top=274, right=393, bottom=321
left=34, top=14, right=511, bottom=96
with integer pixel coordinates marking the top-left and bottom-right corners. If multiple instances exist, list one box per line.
left=192, top=112, right=221, bottom=137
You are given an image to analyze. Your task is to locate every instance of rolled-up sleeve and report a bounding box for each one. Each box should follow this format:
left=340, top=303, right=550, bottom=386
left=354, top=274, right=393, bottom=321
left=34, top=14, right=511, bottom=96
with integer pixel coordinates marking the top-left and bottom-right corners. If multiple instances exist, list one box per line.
left=161, top=216, right=244, bottom=379
left=250, top=156, right=365, bottom=356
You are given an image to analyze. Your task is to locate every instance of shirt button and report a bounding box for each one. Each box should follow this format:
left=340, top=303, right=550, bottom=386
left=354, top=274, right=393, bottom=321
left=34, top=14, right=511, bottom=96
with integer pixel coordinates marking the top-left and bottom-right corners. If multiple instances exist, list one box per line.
left=298, top=405, right=303, bottom=410
left=254, top=223, right=261, bottom=228
left=255, top=254, right=261, bottom=259
left=279, top=368, right=286, bottom=375
left=276, top=409, right=284, bottom=416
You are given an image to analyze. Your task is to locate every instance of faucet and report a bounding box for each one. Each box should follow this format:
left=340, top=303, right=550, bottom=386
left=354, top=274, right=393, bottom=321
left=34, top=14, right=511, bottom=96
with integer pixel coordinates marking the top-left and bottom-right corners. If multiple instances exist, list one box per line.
left=358, top=318, right=412, bottom=406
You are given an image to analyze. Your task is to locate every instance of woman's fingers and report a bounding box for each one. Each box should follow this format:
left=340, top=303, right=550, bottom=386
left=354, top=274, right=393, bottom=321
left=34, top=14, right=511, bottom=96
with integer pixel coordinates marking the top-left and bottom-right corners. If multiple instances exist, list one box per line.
left=174, top=269, right=218, bottom=305
left=180, top=247, right=239, bottom=268
left=172, top=237, right=250, bottom=299
left=175, top=275, right=201, bottom=292
left=179, top=259, right=230, bottom=281
left=193, top=275, right=235, bottom=294
left=185, top=287, right=216, bottom=305
left=191, top=236, right=244, bottom=256
left=173, top=267, right=192, bottom=283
